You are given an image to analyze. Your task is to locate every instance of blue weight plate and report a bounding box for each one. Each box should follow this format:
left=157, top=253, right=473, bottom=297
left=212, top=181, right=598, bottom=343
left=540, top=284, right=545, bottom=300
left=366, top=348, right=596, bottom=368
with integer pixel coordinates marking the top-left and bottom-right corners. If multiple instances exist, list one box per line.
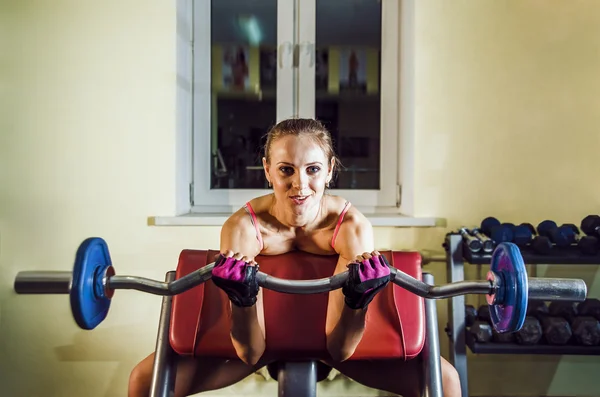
left=487, top=242, right=528, bottom=333
left=70, top=237, right=113, bottom=330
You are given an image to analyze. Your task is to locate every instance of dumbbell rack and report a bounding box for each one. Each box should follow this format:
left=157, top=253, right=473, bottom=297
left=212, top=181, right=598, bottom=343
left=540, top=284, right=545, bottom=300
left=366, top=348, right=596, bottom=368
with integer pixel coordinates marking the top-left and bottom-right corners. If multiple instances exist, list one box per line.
left=443, top=233, right=600, bottom=397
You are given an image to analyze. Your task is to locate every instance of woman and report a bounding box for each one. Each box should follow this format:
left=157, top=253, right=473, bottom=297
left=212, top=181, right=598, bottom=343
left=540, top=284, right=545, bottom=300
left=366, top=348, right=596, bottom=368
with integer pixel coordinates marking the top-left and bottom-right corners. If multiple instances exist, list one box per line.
left=129, top=118, right=461, bottom=397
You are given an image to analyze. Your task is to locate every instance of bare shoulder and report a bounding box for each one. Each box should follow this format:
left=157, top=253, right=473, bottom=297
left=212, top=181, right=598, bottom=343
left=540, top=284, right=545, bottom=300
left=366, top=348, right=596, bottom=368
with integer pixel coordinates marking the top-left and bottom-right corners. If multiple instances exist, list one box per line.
left=324, top=194, right=368, bottom=228
left=336, top=204, right=373, bottom=241
left=220, top=205, right=262, bottom=258
left=242, top=194, right=272, bottom=216
left=328, top=196, right=374, bottom=257
left=222, top=206, right=253, bottom=233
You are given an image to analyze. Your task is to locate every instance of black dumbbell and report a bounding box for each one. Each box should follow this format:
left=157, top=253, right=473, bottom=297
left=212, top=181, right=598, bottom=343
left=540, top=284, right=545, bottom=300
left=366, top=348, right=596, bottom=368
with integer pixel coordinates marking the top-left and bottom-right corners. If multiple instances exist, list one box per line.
left=570, top=316, right=600, bottom=346
left=469, top=320, right=493, bottom=343
left=527, top=300, right=549, bottom=319
left=492, top=328, right=516, bottom=343
left=578, top=298, right=600, bottom=321
left=537, top=220, right=572, bottom=247
left=512, top=223, right=533, bottom=245
left=518, top=223, right=553, bottom=254
left=548, top=301, right=578, bottom=323
left=561, top=223, right=599, bottom=255
left=490, top=221, right=553, bottom=254
left=581, top=215, right=600, bottom=240
left=515, top=316, right=543, bottom=345
left=465, top=304, right=478, bottom=327
left=481, top=217, right=514, bottom=243
left=478, top=304, right=491, bottom=323
left=540, top=316, right=573, bottom=345
left=562, top=223, right=580, bottom=235
left=548, top=301, right=600, bottom=346
left=458, top=227, right=483, bottom=252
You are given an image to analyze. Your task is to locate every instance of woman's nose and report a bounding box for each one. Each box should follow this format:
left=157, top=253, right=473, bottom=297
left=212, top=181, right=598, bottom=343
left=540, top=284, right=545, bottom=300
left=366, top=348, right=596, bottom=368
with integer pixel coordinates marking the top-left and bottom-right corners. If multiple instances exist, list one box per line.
left=292, top=172, right=308, bottom=188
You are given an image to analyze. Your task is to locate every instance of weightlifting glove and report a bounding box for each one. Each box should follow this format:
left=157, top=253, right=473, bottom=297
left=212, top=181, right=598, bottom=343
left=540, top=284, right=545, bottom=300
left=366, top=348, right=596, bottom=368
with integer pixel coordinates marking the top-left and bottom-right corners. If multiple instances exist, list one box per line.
left=342, top=254, right=391, bottom=310
left=211, top=254, right=260, bottom=308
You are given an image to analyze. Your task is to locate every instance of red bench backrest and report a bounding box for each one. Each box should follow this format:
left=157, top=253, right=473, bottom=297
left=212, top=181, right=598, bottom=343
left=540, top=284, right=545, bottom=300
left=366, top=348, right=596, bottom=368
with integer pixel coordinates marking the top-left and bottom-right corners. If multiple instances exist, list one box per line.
left=170, top=250, right=425, bottom=361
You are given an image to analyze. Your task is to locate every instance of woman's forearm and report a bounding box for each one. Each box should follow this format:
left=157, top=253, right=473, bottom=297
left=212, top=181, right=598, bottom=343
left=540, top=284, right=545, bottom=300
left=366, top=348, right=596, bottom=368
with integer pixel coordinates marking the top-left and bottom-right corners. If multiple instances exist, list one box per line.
left=230, top=305, right=266, bottom=366
left=326, top=302, right=367, bottom=362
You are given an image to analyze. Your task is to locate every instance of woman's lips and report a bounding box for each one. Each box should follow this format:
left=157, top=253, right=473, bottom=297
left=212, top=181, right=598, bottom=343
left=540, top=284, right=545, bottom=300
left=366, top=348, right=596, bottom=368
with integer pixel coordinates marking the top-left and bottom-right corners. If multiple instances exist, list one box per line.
left=289, top=195, right=309, bottom=205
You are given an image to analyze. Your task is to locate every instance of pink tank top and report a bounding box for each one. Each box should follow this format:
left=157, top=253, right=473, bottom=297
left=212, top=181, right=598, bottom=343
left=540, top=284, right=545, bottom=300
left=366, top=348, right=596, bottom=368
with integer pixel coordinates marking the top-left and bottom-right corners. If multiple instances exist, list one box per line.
left=244, top=201, right=352, bottom=252
left=244, top=202, right=264, bottom=251
left=331, top=201, right=352, bottom=249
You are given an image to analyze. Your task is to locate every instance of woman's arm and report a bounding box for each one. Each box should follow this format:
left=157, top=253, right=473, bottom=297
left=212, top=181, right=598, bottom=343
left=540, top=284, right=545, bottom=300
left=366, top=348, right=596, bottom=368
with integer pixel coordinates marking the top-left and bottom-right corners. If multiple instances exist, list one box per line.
left=325, top=211, right=379, bottom=362
left=216, top=210, right=266, bottom=366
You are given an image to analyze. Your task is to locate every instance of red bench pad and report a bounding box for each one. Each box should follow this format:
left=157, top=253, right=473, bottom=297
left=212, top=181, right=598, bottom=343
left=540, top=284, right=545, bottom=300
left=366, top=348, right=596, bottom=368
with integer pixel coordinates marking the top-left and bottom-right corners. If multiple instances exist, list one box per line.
left=169, top=250, right=425, bottom=361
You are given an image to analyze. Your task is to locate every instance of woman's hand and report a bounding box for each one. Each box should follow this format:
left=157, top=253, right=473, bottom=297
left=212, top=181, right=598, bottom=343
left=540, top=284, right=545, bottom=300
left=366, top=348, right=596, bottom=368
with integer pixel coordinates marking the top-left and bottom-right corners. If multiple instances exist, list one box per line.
left=211, top=251, right=260, bottom=307
left=342, top=251, right=391, bottom=310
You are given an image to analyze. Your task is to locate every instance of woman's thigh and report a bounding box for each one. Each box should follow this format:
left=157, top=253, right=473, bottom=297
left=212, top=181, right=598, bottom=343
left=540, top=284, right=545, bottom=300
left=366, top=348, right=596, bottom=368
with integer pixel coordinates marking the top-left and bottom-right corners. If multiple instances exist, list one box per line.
left=324, top=356, right=461, bottom=397
left=324, top=357, right=422, bottom=397
left=130, top=352, right=268, bottom=397
left=183, top=356, right=270, bottom=395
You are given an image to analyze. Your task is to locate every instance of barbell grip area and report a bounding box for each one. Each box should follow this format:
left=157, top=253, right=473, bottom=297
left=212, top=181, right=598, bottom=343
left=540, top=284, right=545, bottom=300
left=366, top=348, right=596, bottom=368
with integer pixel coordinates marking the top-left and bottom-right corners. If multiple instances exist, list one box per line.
left=528, top=277, right=587, bottom=302
left=14, top=271, right=72, bottom=294
left=256, top=271, right=347, bottom=294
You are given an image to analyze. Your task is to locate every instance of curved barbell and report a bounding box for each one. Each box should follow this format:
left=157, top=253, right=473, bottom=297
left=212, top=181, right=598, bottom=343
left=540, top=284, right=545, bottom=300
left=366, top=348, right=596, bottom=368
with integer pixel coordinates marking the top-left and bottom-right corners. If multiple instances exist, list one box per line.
left=13, top=238, right=587, bottom=333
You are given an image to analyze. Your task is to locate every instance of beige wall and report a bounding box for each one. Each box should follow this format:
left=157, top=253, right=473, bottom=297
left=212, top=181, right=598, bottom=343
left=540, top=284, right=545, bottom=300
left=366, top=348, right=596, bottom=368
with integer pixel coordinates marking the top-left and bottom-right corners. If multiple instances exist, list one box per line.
left=1, top=1, right=600, bottom=396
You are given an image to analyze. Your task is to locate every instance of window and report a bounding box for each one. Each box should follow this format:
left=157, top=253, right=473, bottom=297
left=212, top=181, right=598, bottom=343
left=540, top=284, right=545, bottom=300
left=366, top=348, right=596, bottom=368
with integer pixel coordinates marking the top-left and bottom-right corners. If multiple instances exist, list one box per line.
left=185, top=0, right=403, bottom=214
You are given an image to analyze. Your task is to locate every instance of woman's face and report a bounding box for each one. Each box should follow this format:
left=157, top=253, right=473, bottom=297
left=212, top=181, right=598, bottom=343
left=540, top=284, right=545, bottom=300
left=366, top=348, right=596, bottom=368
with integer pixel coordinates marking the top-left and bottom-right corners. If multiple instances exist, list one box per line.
left=263, top=135, right=333, bottom=216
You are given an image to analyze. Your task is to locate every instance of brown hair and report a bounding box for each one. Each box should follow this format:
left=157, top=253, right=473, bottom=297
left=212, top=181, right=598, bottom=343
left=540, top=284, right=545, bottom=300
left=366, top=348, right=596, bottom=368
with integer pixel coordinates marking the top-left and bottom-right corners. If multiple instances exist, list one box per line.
left=263, top=118, right=342, bottom=183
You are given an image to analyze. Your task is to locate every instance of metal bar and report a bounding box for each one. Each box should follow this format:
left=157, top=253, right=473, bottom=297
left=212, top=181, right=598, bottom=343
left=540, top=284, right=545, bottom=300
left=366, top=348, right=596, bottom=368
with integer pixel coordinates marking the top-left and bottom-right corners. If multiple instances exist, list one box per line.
left=392, top=270, right=493, bottom=298
left=14, top=267, right=587, bottom=303
left=107, top=275, right=171, bottom=295
left=258, top=269, right=493, bottom=298
left=168, top=264, right=215, bottom=294
left=15, top=267, right=489, bottom=298
left=528, top=277, right=587, bottom=302
left=149, top=271, right=177, bottom=397
left=428, top=281, right=491, bottom=298
left=106, top=264, right=215, bottom=295
left=422, top=273, right=443, bottom=397
left=8, top=268, right=493, bottom=298
left=256, top=272, right=347, bottom=294
left=445, top=234, right=468, bottom=397
left=13, top=271, right=72, bottom=294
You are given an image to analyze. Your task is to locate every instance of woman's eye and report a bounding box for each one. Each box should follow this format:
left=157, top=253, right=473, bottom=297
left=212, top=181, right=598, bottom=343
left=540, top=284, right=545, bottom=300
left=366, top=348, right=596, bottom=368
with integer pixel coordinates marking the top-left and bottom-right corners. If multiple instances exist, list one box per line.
left=308, top=166, right=320, bottom=174
left=279, top=166, right=293, bottom=174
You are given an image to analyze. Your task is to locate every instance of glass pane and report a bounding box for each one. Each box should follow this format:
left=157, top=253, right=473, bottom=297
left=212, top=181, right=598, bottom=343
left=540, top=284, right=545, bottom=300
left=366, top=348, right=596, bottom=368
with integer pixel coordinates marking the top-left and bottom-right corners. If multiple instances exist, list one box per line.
left=210, top=0, right=278, bottom=189
left=315, top=0, right=382, bottom=190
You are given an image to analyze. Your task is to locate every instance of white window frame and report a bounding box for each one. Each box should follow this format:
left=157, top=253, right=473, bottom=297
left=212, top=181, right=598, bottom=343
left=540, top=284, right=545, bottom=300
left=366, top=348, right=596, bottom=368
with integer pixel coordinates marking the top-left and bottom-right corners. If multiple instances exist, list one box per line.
left=175, top=0, right=416, bottom=217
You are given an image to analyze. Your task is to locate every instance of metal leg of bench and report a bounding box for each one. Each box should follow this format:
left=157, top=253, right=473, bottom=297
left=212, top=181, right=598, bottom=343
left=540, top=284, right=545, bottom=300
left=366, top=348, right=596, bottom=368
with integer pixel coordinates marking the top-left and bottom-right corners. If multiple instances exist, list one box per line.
left=150, top=271, right=177, bottom=397
left=445, top=234, right=468, bottom=397
left=277, top=361, right=318, bottom=397
left=421, top=272, right=443, bottom=397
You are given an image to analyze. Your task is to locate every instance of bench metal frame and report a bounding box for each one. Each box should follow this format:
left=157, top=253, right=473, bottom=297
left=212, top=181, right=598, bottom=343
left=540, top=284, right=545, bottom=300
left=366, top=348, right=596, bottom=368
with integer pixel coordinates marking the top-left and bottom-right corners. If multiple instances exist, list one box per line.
left=149, top=272, right=443, bottom=397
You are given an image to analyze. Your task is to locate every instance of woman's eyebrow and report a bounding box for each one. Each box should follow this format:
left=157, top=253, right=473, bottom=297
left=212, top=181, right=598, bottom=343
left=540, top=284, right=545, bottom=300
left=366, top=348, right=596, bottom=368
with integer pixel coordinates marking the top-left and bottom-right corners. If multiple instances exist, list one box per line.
left=276, top=161, right=324, bottom=166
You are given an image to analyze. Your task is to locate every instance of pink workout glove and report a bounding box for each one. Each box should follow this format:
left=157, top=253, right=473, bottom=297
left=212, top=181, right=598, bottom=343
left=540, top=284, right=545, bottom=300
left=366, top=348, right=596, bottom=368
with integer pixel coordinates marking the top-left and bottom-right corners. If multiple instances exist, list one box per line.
left=211, top=254, right=260, bottom=308
left=342, top=253, right=391, bottom=310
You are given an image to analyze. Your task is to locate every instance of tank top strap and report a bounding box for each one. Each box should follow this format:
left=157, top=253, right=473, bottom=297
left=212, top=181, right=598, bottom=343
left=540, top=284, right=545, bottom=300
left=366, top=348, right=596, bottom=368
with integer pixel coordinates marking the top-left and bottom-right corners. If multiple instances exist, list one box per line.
left=244, top=202, right=264, bottom=251
left=330, top=201, right=352, bottom=249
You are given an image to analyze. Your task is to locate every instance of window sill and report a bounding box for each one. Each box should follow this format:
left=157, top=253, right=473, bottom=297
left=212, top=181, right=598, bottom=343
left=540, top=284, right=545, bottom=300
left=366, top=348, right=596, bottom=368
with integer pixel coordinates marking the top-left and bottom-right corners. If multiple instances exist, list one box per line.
left=148, top=213, right=446, bottom=228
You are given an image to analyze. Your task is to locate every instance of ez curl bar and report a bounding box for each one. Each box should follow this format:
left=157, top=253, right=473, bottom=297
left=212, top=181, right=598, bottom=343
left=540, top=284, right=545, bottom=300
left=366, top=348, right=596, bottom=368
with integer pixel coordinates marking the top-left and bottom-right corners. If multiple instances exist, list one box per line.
left=14, top=237, right=587, bottom=334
